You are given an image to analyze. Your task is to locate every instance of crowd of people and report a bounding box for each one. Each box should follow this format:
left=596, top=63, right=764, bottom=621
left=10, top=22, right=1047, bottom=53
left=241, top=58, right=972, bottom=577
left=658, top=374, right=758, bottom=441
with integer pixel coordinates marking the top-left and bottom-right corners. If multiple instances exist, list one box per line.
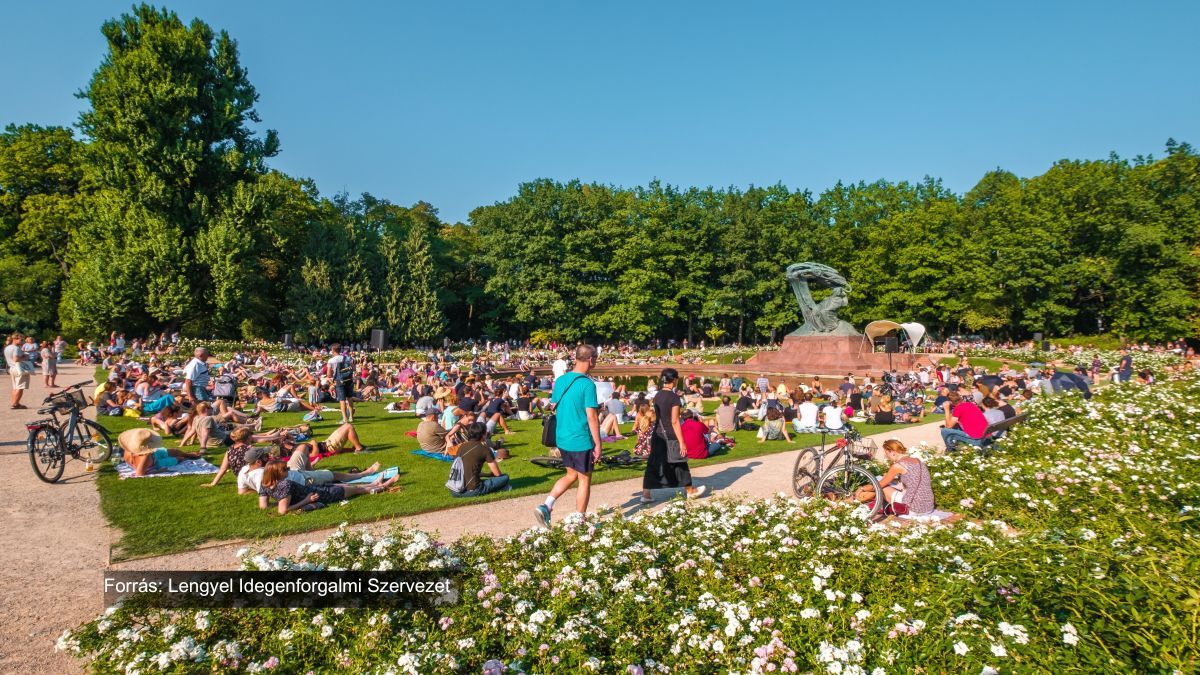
left=14, top=327, right=1194, bottom=522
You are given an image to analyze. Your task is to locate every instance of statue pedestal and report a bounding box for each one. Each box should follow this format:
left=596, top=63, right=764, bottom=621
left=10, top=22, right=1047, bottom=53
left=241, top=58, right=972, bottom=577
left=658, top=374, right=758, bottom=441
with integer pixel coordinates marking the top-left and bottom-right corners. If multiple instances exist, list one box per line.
left=747, top=335, right=925, bottom=376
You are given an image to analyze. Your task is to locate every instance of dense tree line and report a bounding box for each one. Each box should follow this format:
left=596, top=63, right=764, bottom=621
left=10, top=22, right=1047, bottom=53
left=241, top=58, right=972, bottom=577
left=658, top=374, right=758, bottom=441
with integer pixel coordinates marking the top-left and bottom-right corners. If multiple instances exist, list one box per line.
left=1, top=5, right=1196, bottom=344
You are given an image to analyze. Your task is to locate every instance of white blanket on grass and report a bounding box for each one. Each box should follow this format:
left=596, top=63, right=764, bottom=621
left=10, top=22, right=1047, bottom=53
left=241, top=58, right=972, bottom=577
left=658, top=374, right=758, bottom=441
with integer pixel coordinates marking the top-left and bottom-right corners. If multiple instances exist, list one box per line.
left=116, top=459, right=219, bottom=479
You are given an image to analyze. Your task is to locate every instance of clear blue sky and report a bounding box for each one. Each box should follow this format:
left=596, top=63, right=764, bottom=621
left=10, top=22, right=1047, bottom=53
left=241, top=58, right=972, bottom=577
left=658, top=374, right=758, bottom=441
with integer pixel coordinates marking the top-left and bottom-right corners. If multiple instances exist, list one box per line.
left=3, top=1, right=1198, bottom=223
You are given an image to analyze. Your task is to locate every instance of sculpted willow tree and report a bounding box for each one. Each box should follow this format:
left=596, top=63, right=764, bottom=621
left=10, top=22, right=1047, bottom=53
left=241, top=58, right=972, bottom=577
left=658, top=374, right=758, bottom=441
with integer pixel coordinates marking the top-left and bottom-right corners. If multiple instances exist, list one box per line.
left=62, top=3, right=279, bottom=334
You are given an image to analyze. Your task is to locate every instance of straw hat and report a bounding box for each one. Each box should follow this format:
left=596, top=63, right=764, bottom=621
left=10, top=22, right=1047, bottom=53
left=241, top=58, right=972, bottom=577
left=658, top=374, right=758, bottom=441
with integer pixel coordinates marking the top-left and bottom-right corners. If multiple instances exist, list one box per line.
left=118, top=428, right=166, bottom=457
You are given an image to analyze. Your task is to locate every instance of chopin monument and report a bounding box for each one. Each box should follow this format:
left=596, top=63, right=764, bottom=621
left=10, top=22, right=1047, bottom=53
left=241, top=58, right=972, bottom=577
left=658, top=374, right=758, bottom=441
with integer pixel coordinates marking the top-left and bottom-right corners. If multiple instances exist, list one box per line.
left=748, top=262, right=924, bottom=374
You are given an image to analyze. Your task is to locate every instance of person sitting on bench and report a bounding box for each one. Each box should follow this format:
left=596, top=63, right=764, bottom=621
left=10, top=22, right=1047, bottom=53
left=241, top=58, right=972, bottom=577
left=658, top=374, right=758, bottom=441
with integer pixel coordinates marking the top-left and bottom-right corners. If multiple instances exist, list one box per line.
left=939, top=392, right=987, bottom=451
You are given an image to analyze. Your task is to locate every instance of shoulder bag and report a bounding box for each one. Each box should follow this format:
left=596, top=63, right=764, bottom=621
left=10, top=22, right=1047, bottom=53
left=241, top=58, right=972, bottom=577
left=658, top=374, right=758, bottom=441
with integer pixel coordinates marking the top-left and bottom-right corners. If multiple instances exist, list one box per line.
left=541, top=375, right=584, bottom=452
left=655, top=393, right=688, bottom=463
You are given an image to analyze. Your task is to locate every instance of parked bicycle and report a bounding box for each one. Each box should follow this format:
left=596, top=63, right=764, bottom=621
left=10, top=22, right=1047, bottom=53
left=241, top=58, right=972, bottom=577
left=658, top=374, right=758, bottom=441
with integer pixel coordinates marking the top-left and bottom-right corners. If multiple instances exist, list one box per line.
left=791, top=424, right=882, bottom=518
left=25, top=381, right=113, bottom=483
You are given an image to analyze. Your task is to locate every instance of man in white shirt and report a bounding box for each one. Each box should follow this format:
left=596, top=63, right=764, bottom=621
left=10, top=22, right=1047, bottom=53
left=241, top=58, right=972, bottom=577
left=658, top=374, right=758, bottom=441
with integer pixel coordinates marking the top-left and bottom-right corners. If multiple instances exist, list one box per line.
left=551, top=354, right=569, bottom=379
left=794, top=394, right=820, bottom=433
left=5, top=333, right=32, bottom=409
left=821, top=401, right=845, bottom=431
left=182, top=347, right=213, bottom=403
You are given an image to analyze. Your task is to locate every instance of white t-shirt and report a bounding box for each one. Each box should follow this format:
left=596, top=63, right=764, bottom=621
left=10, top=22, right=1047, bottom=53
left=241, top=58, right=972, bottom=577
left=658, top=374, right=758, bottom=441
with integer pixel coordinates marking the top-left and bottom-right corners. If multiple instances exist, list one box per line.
left=551, top=359, right=569, bottom=379
left=822, top=404, right=845, bottom=430
left=4, top=344, right=24, bottom=370
left=797, top=401, right=820, bottom=428
left=182, top=358, right=210, bottom=388
left=328, top=354, right=353, bottom=380
left=238, top=465, right=307, bottom=493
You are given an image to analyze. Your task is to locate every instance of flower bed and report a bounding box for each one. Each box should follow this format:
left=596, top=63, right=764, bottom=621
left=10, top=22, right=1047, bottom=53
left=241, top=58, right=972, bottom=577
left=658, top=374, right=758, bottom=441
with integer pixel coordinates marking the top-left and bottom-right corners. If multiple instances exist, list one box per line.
left=63, top=377, right=1200, bottom=673
left=965, top=346, right=1183, bottom=376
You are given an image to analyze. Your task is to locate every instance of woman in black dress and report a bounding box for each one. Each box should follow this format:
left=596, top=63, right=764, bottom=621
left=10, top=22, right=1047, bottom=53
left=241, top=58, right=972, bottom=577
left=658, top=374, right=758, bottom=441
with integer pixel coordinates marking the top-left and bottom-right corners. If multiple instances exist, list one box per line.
left=641, top=368, right=709, bottom=504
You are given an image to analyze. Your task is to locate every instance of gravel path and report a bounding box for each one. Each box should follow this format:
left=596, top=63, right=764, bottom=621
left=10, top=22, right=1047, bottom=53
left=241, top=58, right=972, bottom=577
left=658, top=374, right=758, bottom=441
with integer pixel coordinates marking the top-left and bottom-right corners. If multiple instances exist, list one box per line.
left=0, top=363, right=111, bottom=674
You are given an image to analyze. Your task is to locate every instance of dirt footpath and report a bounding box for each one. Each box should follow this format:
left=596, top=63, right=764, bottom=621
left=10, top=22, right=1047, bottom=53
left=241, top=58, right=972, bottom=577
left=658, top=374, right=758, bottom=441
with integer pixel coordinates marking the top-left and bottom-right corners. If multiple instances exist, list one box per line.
left=0, top=363, right=111, bottom=674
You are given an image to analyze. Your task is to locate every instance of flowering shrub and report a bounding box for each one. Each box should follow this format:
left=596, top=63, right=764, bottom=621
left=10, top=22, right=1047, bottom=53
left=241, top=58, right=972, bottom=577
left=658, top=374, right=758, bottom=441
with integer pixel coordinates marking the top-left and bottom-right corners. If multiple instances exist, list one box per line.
left=64, top=376, right=1200, bottom=673
left=964, top=346, right=1183, bottom=376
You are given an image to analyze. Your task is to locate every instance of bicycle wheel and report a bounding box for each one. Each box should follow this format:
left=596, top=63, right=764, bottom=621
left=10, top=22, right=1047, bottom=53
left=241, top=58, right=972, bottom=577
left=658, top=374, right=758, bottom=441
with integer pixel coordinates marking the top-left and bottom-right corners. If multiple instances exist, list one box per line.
left=792, top=448, right=822, bottom=498
left=72, top=419, right=114, bottom=462
left=816, top=464, right=882, bottom=518
left=28, top=426, right=65, bottom=483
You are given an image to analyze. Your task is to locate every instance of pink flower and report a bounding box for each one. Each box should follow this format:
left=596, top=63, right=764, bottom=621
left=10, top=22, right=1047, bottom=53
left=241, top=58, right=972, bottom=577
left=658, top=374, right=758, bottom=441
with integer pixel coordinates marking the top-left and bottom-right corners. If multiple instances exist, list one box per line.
left=626, top=666, right=645, bottom=675
left=263, top=656, right=280, bottom=669
left=439, top=617, right=454, bottom=630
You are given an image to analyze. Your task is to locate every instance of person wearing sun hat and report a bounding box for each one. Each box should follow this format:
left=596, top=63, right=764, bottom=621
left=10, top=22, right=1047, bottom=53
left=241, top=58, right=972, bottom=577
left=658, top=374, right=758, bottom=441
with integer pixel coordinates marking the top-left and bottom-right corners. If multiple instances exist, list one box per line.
left=118, top=428, right=203, bottom=477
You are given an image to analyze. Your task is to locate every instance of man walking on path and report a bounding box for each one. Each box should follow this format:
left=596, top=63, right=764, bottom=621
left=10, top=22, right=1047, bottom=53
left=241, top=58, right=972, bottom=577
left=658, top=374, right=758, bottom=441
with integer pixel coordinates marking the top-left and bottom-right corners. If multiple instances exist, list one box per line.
left=535, top=344, right=601, bottom=528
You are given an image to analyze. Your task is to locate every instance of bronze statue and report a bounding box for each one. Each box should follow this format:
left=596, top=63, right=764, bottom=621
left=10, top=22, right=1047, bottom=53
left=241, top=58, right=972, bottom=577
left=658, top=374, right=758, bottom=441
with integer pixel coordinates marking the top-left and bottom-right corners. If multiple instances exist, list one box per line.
left=785, top=262, right=859, bottom=336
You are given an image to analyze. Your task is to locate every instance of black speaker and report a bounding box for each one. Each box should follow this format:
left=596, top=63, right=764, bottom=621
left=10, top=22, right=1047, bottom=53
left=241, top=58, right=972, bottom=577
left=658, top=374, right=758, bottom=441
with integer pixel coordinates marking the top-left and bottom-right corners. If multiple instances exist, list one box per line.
left=1033, top=332, right=1043, bottom=342
left=1041, top=340, right=1051, bottom=351
left=370, top=329, right=387, bottom=351
left=884, top=337, right=899, bottom=354
left=283, top=333, right=293, bottom=348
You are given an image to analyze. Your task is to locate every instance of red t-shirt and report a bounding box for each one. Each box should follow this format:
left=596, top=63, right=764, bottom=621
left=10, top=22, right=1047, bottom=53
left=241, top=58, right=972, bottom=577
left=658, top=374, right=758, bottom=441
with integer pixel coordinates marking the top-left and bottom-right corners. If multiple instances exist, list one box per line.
left=680, top=418, right=710, bottom=460
left=953, top=401, right=988, bottom=439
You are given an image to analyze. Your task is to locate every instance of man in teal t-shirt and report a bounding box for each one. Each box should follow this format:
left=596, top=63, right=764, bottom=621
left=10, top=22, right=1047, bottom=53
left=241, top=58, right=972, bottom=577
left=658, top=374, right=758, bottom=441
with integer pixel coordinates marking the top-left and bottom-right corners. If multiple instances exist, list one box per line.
left=534, top=344, right=601, bottom=529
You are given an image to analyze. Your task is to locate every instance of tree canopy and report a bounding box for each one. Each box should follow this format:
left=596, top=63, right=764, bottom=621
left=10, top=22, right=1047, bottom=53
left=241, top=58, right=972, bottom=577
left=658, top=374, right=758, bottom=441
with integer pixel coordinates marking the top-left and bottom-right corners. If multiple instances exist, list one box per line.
left=0, top=4, right=1196, bottom=344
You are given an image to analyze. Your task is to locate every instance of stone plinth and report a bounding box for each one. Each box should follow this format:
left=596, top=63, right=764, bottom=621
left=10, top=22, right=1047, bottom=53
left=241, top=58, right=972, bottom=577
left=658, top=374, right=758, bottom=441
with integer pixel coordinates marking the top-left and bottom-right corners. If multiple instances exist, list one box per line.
left=746, top=335, right=924, bottom=376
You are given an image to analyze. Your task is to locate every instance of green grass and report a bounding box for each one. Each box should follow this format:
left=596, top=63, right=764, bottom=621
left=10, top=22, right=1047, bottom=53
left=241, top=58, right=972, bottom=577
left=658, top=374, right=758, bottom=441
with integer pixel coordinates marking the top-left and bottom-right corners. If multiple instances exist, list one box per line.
left=93, top=400, right=930, bottom=559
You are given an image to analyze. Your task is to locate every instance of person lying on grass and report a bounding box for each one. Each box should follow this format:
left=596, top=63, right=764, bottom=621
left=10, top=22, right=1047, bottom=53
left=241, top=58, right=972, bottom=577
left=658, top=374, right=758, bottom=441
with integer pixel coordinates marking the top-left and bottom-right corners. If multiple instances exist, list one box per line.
left=257, top=460, right=397, bottom=514
left=180, top=402, right=276, bottom=450
left=237, top=447, right=382, bottom=495
left=277, top=422, right=368, bottom=471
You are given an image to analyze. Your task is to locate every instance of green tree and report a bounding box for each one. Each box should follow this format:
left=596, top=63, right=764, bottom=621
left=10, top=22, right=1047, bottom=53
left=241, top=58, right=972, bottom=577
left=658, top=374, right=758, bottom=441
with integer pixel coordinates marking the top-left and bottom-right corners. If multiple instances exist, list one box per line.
left=402, top=223, right=446, bottom=345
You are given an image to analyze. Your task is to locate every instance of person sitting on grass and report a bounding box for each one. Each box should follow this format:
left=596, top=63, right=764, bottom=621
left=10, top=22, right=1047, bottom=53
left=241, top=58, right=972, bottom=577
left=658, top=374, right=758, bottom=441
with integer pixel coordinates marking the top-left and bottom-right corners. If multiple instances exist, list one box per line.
left=855, top=439, right=935, bottom=517
left=680, top=409, right=724, bottom=459
left=896, top=395, right=926, bottom=423
left=821, top=398, right=846, bottom=432
left=281, top=422, right=370, bottom=469
left=793, top=392, right=820, bottom=434
left=203, top=427, right=258, bottom=487
left=714, top=396, right=737, bottom=437
left=631, top=401, right=655, bottom=457
left=150, top=403, right=190, bottom=437
left=480, top=389, right=514, bottom=435
left=873, top=394, right=896, bottom=425
left=257, top=460, right=397, bottom=514
left=237, top=447, right=381, bottom=495
left=756, top=407, right=792, bottom=443
left=446, top=423, right=510, bottom=498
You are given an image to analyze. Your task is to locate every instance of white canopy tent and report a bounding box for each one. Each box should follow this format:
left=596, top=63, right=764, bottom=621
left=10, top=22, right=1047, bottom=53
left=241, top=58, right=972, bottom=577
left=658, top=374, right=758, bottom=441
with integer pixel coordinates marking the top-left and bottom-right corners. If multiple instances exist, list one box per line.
left=862, top=320, right=927, bottom=353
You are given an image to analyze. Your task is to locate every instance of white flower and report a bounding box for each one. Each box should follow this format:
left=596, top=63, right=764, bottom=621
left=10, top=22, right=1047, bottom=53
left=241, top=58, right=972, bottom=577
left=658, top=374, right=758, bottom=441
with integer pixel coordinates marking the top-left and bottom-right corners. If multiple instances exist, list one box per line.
left=194, top=611, right=210, bottom=631
left=712, top=639, right=725, bottom=653
left=954, top=641, right=970, bottom=656
left=990, top=643, right=1007, bottom=658
left=320, top=625, right=333, bottom=639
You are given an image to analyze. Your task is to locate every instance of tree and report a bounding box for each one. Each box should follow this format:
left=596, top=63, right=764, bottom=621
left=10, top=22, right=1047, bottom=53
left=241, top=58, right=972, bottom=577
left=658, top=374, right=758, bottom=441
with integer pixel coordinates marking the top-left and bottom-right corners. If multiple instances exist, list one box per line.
left=75, top=3, right=279, bottom=327
left=401, top=223, right=446, bottom=345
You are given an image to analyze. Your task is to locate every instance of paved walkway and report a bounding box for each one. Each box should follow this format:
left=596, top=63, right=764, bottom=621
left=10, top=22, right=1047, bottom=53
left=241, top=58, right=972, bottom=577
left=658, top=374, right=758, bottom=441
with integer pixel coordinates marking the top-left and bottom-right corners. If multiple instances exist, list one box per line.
left=0, top=363, right=944, bottom=672
left=0, top=363, right=111, bottom=674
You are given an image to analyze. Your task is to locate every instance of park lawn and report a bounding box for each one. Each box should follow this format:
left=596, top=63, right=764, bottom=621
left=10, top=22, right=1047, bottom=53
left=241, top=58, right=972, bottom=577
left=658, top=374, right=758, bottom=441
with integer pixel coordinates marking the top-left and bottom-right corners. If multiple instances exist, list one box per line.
left=93, top=401, right=927, bottom=559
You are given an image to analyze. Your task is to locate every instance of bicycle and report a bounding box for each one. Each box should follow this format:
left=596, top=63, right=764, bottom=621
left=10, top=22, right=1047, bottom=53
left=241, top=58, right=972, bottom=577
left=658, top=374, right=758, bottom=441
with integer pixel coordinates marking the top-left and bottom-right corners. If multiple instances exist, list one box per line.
left=25, top=381, right=113, bottom=483
left=791, top=424, right=882, bottom=518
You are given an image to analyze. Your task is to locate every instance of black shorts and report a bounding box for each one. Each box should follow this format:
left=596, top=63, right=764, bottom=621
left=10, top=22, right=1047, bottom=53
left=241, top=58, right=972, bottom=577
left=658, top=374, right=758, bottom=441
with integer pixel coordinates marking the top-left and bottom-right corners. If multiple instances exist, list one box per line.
left=216, top=395, right=235, bottom=405
left=311, top=484, right=346, bottom=504
left=333, top=384, right=354, bottom=402
left=559, top=449, right=595, bottom=474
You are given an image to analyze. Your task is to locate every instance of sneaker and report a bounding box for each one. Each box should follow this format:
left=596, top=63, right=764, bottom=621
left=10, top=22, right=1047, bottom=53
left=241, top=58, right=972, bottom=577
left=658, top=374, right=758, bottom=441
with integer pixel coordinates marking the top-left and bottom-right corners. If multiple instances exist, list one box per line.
left=303, top=411, right=322, bottom=423
left=687, top=485, right=710, bottom=500
left=533, top=505, right=552, bottom=529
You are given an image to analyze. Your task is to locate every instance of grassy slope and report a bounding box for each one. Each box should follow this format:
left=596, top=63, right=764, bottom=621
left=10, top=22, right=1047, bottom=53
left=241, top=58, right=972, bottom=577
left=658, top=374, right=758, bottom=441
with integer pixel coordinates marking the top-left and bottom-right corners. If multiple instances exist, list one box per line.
left=94, top=401, right=930, bottom=559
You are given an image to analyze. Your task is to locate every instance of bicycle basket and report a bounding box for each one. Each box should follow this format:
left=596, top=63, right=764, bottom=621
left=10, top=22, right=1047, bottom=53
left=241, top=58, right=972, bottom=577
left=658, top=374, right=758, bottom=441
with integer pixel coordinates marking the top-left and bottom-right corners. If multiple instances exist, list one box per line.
left=849, top=438, right=877, bottom=459
left=48, top=388, right=90, bottom=411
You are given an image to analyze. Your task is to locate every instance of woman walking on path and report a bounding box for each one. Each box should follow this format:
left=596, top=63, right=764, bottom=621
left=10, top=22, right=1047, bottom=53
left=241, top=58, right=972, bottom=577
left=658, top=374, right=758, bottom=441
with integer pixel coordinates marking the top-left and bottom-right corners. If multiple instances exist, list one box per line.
left=641, top=367, right=708, bottom=504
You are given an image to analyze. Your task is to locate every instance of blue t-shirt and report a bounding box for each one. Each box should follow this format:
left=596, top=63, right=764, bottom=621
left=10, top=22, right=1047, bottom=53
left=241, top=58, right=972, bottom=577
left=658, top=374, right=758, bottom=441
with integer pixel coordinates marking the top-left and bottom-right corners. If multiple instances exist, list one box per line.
left=551, top=372, right=598, bottom=451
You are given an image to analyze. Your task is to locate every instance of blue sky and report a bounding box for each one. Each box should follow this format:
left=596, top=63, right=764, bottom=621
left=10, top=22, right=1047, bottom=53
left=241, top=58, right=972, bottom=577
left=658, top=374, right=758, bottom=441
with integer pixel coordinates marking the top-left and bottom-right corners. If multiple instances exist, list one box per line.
left=3, top=1, right=1197, bottom=223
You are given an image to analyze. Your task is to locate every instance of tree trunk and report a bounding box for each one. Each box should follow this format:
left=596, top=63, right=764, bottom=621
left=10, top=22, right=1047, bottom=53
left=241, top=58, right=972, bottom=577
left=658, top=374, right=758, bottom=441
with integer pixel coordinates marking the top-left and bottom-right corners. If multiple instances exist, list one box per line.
left=738, top=313, right=744, bottom=345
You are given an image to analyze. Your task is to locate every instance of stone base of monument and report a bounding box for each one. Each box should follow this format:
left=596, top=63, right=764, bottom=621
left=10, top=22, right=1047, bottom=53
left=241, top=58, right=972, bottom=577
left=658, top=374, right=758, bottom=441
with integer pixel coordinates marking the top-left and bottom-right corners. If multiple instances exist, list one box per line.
left=747, top=335, right=925, bottom=376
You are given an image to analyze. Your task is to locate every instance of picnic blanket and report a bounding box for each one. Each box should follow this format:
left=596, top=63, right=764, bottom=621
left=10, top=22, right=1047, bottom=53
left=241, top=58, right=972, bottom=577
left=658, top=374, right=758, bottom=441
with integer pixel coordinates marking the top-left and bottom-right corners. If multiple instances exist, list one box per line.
left=116, top=458, right=219, bottom=479
left=899, top=509, right=956, bottom=522
left=346, top=466, right=399, bottom=484
left=411, top=449, right=454, bottom=463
